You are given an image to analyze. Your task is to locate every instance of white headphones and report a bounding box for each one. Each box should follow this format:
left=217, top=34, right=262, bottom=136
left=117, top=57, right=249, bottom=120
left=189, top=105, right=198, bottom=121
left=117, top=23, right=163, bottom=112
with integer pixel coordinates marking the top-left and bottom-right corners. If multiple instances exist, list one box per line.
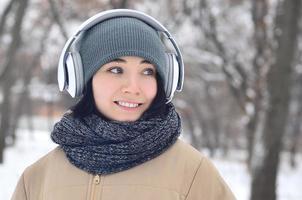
left=58, top=9, right=184, bottom=102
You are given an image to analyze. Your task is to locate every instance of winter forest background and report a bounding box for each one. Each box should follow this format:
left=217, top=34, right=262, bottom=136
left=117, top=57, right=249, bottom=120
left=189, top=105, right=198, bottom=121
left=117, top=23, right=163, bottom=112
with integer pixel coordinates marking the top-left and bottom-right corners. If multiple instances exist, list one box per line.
left=0, top=0, right=302, bottom=199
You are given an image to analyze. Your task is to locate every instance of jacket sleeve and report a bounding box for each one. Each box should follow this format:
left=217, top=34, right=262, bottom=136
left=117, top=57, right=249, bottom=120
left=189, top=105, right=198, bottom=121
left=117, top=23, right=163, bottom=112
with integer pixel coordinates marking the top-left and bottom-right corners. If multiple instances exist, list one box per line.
left=11, top=173, right=28, bottom=200
left=185, top=157, right=236, bottom=200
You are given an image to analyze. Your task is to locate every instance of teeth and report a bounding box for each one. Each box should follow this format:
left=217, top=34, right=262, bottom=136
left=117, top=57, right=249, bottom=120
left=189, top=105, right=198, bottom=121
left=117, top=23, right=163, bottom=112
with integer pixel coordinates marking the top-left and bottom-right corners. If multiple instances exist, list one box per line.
left=117, top=101, right=139, bottom=108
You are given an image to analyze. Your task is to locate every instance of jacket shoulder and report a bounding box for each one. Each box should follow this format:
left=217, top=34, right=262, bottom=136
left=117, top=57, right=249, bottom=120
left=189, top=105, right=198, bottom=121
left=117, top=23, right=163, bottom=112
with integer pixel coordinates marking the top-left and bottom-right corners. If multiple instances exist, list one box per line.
left=185, top=156, right=236, bottom=200
left=173, top=139, right=204, bottom=160
left=151, top=139, right=206, bottom=196
left=170, top=140, right=235, bottom=199
left=20, top=147, right=64, bottom=199
left=168, top=139, right=205, bottom=174
left=23, top=147, right=63, bottom=178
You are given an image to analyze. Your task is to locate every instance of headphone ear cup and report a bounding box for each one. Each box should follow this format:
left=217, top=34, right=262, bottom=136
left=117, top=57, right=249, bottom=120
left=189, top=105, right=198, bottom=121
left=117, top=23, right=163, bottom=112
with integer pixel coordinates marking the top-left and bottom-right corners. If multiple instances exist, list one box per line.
left=164, top=53, right=173, bottom=102
left=164, top=53, right=179, bottom=102
left=58, top=57, right=67, bottom=92
left=64, top=51, right=84, bottom=98
left=170, top=53, right=180, bottom=95
left=71, top=51, right=84, bottom=97
left=65, top=52, right=77, bottom=98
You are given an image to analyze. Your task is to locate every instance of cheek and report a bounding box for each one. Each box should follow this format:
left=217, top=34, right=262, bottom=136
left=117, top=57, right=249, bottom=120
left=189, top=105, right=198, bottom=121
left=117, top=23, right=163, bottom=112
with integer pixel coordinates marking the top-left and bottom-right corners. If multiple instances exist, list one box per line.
left=142, top=79, right=157, bottom=100
left=92, top=76, right=112, bottom=104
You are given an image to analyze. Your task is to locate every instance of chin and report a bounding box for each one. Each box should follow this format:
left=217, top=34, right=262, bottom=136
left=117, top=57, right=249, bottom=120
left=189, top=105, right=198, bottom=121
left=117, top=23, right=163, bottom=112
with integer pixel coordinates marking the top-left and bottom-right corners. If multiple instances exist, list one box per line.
left=114, top=114, right=141, bottom=122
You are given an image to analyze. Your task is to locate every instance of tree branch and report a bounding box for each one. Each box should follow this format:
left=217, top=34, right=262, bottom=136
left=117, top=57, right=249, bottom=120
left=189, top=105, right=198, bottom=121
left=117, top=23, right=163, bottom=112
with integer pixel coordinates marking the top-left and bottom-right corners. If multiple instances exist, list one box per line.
left=0, top=0, right=18, bottom=41
left=47, top=0, right=68, bottom=40
left=0, top=0, right=29, bottom=82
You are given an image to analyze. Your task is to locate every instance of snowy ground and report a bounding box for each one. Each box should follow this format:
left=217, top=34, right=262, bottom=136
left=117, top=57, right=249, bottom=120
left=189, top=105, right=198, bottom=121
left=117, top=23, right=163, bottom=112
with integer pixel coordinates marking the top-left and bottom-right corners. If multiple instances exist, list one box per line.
left=1, top=129, right=302, bottom=200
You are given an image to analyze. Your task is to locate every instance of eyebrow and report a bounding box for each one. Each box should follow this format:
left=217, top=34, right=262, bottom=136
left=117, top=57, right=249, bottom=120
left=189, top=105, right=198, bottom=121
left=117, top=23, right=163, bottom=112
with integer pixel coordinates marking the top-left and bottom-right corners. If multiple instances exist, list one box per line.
left=111, top=58, right=152, bottom=64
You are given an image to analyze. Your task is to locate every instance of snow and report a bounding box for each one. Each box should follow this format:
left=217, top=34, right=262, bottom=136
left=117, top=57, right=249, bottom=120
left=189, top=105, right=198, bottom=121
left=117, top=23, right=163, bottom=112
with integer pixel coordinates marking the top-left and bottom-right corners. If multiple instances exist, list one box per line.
left=1, top=125, right=302, bottom=200
left=0, top=0, right=9, bottom=15
left=0, top=129, right=56, bottom=199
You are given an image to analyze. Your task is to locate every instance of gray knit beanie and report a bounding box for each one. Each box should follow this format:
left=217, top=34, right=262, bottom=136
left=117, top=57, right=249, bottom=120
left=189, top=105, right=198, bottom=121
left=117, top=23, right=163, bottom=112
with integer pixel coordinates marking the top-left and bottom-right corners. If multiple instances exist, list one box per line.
left=78, top=17, right=167, bottom=85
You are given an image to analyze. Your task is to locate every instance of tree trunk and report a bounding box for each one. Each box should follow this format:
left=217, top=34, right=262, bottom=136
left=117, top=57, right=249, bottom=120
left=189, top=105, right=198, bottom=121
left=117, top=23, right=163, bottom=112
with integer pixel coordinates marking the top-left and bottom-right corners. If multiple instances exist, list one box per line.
left=289, top=74, right=302, bottom=168
left=184, top=88, right=204, bottom=150
left=180, top=105, right=200, bottom=149
left=0, top=0, right=29, bottom=163
left=289, top=111, right=301, bottom=168
left=204, top=84, right=221, bottom=156
left=250, top=1, right=301, bottom=200
left=0, top=80, right=13, bottom=162
left=247, top=0, right=270, bottom=170
left=191, top=89, right=211, bottom=152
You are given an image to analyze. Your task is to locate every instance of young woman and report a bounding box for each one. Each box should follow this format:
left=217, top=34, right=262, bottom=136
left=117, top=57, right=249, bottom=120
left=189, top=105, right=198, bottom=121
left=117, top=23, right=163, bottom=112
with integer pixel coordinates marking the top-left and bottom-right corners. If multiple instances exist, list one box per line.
left=11, top=9, right=235, bottom=200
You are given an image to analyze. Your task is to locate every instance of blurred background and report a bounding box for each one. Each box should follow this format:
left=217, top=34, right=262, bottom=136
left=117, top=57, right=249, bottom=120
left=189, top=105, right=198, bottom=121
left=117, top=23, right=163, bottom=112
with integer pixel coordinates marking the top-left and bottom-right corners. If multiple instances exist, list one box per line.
left=0, top=0, right=302, bottom=199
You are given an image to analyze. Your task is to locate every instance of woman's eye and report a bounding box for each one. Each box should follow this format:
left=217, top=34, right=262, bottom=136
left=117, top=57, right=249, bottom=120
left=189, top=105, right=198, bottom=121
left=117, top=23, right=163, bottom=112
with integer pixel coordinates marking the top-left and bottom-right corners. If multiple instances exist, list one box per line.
left=108, top=67, right=123, bottom=74
left=143, top=68, right=155, bottom=76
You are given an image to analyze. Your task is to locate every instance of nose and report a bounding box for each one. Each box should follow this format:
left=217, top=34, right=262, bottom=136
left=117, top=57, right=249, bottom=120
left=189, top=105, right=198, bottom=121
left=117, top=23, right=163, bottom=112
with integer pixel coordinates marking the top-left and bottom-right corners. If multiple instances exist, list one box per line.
left=121, top=75, right=141, bottom=95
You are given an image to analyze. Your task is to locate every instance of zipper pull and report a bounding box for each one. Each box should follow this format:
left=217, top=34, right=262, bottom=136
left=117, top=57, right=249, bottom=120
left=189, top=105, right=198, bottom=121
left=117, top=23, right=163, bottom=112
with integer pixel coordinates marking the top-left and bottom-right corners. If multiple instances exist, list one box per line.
left=93, top=174, right=100, bottom=185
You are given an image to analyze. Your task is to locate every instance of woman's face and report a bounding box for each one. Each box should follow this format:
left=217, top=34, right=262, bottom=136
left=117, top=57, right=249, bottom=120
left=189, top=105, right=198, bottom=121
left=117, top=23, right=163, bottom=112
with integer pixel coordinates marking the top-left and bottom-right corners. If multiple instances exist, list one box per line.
left=92, top=56, right=157, bottom=122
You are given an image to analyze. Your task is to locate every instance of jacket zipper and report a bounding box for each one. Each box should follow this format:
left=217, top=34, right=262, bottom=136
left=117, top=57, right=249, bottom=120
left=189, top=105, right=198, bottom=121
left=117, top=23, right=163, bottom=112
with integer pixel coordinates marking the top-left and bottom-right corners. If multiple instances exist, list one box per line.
left=90, top=174, right=100, bottom=200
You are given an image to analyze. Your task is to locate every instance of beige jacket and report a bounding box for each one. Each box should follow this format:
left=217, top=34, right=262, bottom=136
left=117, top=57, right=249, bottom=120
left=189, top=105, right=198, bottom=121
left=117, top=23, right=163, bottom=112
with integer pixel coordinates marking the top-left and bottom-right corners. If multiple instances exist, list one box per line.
left=11, top=139, right=235, bottom=200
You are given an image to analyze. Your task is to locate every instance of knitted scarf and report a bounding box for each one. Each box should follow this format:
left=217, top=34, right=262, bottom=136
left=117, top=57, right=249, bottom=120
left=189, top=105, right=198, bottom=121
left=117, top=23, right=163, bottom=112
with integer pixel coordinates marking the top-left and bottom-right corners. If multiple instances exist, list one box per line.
left=51, top=103, right=181, bottom=175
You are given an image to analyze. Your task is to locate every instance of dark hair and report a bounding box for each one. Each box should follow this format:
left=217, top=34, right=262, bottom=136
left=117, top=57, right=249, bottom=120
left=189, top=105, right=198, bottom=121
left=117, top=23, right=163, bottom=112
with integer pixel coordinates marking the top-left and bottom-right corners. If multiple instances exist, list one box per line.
left=70, top=74, right=167, bottom=119
left=69, top=78, right=96, bottom=118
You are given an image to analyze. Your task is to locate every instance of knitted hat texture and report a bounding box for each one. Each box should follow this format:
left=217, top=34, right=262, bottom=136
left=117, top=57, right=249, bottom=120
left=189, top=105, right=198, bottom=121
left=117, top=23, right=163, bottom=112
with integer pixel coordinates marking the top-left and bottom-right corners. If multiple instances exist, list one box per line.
left=78, top=17, right=167, bottom=85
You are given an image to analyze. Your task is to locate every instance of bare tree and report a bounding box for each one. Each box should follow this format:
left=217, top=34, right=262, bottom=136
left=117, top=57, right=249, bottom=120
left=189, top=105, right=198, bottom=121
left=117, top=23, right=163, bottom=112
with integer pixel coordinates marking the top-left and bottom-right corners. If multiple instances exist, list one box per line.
left=0, top=0, right=17, bottom=41
left=288, top=74, right=302, bottom=168
left=250, top=1, right=301, bottom=200
left=287, top=29, right=302, bottom=168
left=175, top=0, right=248, bottom=154
left=247, top=0, right=271, bottom=170
left=9, top=20, right=54, bottom=145
left=48, top=0, right=68, bottom=40
left=0, top=0, right=29, bottom=163
left=195, top=0, right=252, bottom=155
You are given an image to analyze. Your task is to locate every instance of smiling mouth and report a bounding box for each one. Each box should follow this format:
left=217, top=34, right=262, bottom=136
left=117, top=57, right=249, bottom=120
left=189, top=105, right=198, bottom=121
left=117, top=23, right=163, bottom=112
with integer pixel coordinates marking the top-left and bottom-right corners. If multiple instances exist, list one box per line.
left=114, top=101, right=143, bottom=108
